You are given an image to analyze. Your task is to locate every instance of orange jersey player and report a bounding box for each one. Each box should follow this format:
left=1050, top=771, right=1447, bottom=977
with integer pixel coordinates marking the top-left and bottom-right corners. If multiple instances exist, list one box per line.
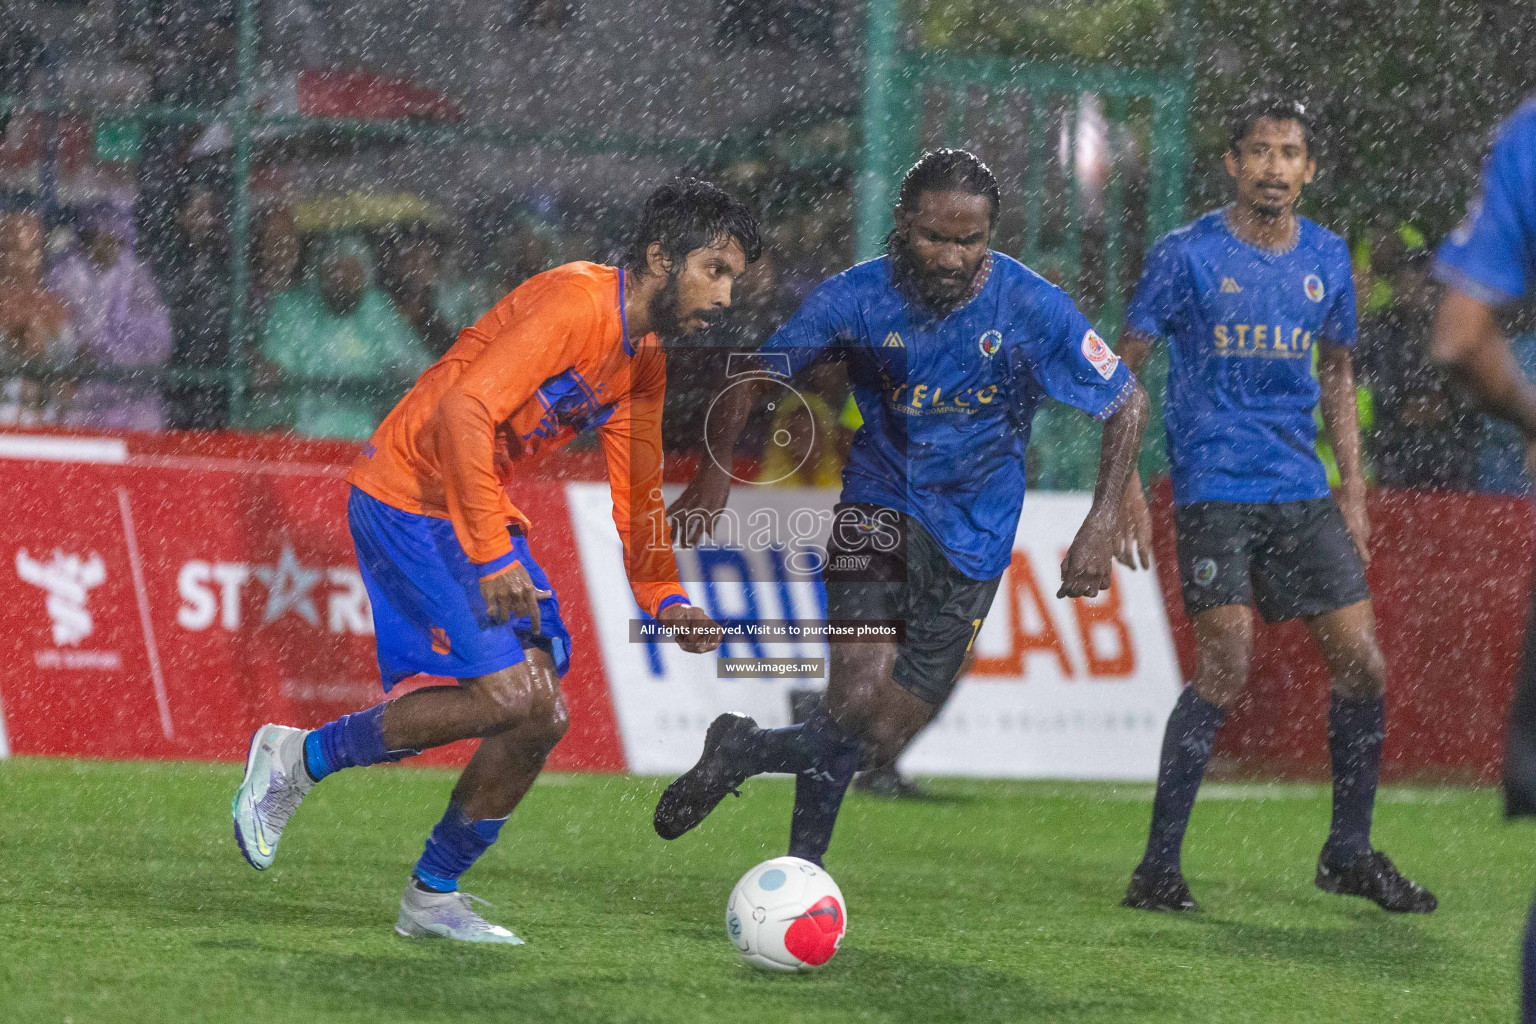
left=232, top=180, right=759, bottom=943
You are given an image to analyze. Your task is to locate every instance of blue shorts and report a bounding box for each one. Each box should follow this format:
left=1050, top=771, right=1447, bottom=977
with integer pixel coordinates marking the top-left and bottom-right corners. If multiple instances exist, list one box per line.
left=347, top=487, right=571, bottom=689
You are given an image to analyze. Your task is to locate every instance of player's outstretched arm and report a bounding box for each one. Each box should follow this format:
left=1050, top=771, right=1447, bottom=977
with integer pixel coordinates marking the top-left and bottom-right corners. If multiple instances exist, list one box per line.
left=1317, top=343, right=1370, bottom=566
left=667, top=374, right=772, bottom=546
left=1432, top=289, right=1536, bottom=459
left=1112, top=330, right=1157, bottom=570
left=1060, top=382, right=1149, bottom=599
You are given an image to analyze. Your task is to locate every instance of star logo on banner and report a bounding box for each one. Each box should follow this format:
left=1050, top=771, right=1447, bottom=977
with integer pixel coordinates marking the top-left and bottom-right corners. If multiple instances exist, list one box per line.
left=253, top=544, right=322, bottom=627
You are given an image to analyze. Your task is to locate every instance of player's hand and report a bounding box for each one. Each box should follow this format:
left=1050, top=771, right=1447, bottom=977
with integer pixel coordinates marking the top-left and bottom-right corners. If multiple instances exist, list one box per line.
left=659, top=603, right=723, bottom=654
left=1338, top=482, right=1372, bottom=568
left=1116, top=485, right=1154, bottom=571
left=480, top=562, right=552, bottom=631
left=1059, top=510, right=1116, bottom=599
left=667, top=468, right=733, bottom=547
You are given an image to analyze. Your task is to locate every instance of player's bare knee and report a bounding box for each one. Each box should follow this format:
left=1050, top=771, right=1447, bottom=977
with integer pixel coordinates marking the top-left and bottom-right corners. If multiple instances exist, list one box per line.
left=1192, top=654, right=1250, bottom=708
left=1332, top=646, right=1387, bottom=700
left=825, top=670, right=882, bottom=739
left=466, top=671, right=537, bottom=736
left=865, top=716, right=907, bottom=761
left=525, top=696, right=570, bottom=754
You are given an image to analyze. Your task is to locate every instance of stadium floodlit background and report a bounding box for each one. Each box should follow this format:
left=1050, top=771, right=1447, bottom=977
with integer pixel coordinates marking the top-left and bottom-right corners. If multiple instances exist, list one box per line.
left=2, top=1, right=1535, bottom=1021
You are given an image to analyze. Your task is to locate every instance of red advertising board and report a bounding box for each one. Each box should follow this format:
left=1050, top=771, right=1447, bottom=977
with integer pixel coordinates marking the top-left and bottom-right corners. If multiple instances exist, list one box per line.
left=1149, top=482, right=1535, bottom=782
left=2, top=427, right=1531, bottom=783
left=0, top=432, right=623, bottom=771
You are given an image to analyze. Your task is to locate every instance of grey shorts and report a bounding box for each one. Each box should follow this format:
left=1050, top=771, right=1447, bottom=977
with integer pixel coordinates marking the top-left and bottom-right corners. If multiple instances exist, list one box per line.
left=1174, top=498, right=1371, bottom=623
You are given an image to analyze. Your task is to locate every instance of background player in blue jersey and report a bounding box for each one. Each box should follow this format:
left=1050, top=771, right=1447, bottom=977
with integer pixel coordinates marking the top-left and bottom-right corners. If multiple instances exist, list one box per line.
left=1430, top=96, right=1536, bottom=1022
left=1115, top=95, right=1436, bottom=914
left=650, top=149, right=1149, bottom=866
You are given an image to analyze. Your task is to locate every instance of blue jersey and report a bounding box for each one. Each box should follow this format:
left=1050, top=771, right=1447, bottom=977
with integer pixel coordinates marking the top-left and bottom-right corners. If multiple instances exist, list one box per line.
left=1436, top=97, right=1536, bottom=306
left=758, top=252, right=1138, bottom=580
left=1125, top=209, right=1358, bottom=507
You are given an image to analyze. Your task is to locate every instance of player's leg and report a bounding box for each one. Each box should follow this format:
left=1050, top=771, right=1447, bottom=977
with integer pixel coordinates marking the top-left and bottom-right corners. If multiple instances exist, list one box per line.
left=784, top=638, right=914, bottom=863
left=397, top=649, right=566, bottom=944
left=854, top=650, right=974, bottom=799
left=1248, top=498, right=1433, bottom=912
left=651, top=639, right=895, bottom=846
left=232, top=657, right=555, bottom=872
left=234, top=490, right=571, bottom=872
left=1304, top=599, right=1386, bottom=866
left=771, top=619, right=972, bottom=864
left=653, top=503, right=904, bottom=842
left=1125, top=603, right=1251, bottom=911
left=776, top=517, right=992, bottom=865
left=1305, top=599, right=1435, bottom=912
left=654, top=505, right=984, bottom=861
left=1508, top=583, right=1536, bottom=1019
left=1126, top=501, right=1255, bottom=912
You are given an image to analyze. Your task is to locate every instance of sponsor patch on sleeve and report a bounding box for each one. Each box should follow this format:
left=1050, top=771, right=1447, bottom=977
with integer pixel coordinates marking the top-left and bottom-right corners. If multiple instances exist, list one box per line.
left=1081, top=329, right=1120, bottom=380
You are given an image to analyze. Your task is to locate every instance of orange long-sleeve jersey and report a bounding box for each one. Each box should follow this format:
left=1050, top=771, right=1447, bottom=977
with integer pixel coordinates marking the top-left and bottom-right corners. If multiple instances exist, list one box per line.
left=346, top=262, right=689, bottom=619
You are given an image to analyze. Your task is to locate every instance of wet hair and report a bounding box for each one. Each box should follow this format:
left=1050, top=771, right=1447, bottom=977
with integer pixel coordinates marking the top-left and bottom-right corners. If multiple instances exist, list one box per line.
left=623, top=178, right=761, bottom=274
left=896, top=148, right=1001, bottom=225
left=1227, top=93, right=1314, bottom=154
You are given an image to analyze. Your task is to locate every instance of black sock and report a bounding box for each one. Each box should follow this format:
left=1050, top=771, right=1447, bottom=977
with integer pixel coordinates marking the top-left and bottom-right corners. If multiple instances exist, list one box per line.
left=1141, top=687, right=1227, bottom=873
left=752, top=703, right=862, bottom=865
left=786, top=717, right=861, bottom=866
left=1324, top=693, right=1384, bottom=865
left=1523, top=890, right=1536, bottom=1024
left=751, top=704, right=850, bottom=775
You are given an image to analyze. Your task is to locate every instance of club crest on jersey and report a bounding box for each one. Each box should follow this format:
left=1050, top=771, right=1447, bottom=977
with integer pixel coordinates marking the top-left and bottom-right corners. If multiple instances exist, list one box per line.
left=1304, top=274, right=1326, bottom=303
left=883, top=332, right=904, bottom=348
left=1193, top=558, right=1218, bottom=587
left=978, top=330, right=1002, bottom=357
left=1080, top=329, right=1119, bottom=380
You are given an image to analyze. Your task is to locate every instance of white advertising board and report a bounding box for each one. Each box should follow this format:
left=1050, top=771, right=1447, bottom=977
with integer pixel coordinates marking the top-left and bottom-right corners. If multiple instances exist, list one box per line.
left=567, top=484, right=1181, bottom=779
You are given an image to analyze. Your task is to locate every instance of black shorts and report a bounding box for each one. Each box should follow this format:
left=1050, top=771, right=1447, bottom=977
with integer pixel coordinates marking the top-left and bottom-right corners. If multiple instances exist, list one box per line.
left=1174, top=498, right=1371, bottom=623
left=822, top=503, right=1001, bottom=706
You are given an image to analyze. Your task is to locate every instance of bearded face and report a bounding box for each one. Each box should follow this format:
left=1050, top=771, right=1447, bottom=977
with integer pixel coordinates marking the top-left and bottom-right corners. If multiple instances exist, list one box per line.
left=889, top=190, right=992, bottom=316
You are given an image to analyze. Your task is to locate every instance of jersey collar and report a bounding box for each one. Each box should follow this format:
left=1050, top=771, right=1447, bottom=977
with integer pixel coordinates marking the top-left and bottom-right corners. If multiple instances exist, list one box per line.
left=890, top=249, right=996, bottom=318
left=617, top=267, right=635, bottom=356
left=1220, top=205, right=1301, bottom=258
left=961, top=250, right=995, bottom=306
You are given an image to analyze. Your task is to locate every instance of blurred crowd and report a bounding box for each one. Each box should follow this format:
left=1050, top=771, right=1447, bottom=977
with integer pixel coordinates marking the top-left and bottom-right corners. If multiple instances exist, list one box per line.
left=3, top=174, right=1530, bottom=495
left=0, top=2, right=1525, bottom=493
left=0, top=154, right=858, bottom=446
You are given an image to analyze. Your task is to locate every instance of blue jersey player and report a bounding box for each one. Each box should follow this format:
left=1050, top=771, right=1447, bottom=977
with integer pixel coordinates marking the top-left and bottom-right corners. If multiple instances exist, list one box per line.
left=1116, top=95, right=1436, bottom=914
left=1430, top=96, right=1536, bottom=1021
left=650, top=149, right=1149, bottom=866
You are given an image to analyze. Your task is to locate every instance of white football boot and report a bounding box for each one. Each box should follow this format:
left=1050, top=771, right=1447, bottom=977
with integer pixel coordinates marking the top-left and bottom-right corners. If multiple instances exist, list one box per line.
left=231, top=724, right=315, bottom=870
left=396, top=881, right=525, bottom=945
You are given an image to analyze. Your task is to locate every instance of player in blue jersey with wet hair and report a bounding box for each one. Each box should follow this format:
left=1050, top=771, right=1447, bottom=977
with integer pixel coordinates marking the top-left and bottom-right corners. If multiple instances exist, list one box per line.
left=1430, top=96, right=1536, bottom=1021
left=650, top=148, right=1149, bottom=866
left=1115, top=94, right=1436, bottom=914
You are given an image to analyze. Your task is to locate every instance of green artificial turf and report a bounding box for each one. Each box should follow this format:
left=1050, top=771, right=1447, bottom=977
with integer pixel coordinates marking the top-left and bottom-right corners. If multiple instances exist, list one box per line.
left=0, top=758, right=1525, bottom=1023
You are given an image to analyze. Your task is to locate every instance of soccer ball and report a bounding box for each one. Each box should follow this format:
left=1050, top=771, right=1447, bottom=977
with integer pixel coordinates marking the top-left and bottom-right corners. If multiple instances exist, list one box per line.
left=725, top=856, right=847, bottom=971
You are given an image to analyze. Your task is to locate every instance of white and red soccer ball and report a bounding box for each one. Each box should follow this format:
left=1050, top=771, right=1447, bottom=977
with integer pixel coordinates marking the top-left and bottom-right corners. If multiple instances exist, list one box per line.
left=725, top=856, right=847, bottom=971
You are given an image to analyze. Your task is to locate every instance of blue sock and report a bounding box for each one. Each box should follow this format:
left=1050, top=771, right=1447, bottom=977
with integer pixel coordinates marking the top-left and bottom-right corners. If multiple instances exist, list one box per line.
left=778, top=705, right=863, bottom=866
left=413, top=802, right=508, bottom=892
left=1324, top=694, right=1385, bottom=865
left=303, top=703, right=417, bottom=782
left=1141, top=687, right=1227, bottom=873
